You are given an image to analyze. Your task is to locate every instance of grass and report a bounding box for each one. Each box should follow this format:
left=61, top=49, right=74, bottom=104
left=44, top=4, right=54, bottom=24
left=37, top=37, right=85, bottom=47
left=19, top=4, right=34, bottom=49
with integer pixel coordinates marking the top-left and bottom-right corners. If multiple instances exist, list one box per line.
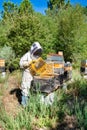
left=0, top=69, right=87, bottom=130
left=0, top=72, right=9, bottom=84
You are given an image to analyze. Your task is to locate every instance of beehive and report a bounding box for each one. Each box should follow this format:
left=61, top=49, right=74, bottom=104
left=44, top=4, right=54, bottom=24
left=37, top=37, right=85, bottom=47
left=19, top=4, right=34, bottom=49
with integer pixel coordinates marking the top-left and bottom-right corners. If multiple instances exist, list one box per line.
left=29, top=57, right=55, bottom=76
left=0, top=59, right=5, bottom=67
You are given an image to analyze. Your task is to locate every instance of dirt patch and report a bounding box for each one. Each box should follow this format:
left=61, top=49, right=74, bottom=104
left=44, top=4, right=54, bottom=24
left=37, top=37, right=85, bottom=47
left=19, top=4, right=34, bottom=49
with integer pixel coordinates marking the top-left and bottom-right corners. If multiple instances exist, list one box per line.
left=2, top=75, right=22, bottom=117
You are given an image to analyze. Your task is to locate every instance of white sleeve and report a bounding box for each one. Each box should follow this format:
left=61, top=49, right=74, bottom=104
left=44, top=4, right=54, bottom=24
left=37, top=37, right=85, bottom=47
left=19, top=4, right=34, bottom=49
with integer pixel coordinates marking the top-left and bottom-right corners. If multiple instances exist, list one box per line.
left=19, top=52, right=31, bottom=69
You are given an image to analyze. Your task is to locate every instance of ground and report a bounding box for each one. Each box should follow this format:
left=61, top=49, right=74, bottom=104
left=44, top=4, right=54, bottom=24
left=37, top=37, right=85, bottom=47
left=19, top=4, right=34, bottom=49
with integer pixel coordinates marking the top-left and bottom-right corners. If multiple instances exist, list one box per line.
left=1, top=74, right=22, bottom=117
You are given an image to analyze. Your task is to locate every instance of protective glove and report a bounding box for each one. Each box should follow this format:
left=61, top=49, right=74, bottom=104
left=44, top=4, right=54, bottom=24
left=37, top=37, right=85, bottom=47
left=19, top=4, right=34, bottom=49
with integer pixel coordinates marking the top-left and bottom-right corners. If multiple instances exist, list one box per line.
left=23, top=62, right=30, bottom=68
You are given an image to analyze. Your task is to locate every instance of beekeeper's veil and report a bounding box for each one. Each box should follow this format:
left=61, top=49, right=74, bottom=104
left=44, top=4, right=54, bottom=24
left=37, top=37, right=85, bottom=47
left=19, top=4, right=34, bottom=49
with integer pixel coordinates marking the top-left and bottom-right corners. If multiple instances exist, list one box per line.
left=30, top=42, right=43, bottom=59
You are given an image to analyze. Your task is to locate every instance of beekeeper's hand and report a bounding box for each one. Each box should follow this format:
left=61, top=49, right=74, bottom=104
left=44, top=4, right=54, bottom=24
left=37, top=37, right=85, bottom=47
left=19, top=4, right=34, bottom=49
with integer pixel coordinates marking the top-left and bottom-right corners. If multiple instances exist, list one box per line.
left=23, top=62, right=30, bottom=68
left=32, top=60, right=36, bottom=63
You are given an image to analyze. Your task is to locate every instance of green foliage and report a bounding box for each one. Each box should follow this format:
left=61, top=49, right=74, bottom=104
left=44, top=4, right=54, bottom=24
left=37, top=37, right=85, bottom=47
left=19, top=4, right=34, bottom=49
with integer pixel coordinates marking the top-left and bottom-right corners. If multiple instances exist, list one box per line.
left=1, top=70, right=87, bottom=129
left=0, top=45, right=16, bottom=70
left=46, top=0, right=71, bottom=17
left=83, top=6, right=87, bottom=15
left=46, top=3, right=87, bottom=63
left=6, top=14, right=43, bottom=56
left=0, top=0, right=87, bottom=129
left=4, top=12, right=56, bottom=58
left=74, top=99, right=87, bottom=129
left=0, top=108, right=32, bottom=130
left=53, top=5, right=87, bottom=62
left=0, top=21, right=10, bottom=47
left=0, top=73, right=8, bottom=84
left=0, top=91, right=57, bottom=130
left=2, top=1, right=18, bottom=19
left=35, top=14, right=56, bottom=58
left=0, top=0, right=87, bottom=68
left=47, top=0, right=67, bottom=10
left=0, top=45, right=15, bottom=62
left=18, top=0, right=34, bottom=14
left=8, top=58, right=20, bottom=71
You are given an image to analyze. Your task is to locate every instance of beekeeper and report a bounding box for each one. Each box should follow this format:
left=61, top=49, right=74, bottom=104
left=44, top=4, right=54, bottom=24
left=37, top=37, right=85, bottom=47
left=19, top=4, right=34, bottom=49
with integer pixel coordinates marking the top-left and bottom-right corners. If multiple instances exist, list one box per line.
left=19, top=42, right=43, bottom=107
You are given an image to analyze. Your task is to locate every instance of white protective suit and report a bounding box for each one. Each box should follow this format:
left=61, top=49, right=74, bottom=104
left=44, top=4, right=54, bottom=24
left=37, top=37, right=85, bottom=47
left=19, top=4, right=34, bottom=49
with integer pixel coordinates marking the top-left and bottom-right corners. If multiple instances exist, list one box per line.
left=19, top=51, right=33, bottom=96
left=19, top=42, right=42, bottom=106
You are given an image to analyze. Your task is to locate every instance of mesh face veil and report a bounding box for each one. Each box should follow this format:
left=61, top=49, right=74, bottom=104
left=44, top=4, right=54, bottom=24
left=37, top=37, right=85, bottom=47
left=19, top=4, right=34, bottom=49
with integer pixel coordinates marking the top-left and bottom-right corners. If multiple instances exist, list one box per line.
left=30, top=42, right=43, bottom=57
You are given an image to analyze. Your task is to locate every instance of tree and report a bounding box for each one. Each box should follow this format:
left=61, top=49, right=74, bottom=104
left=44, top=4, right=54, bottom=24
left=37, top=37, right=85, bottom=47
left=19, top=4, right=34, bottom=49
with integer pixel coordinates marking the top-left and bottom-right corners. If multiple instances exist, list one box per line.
left=0, top=21, right=8, bottom=47
left=2, top=1, right=18, bottom=19
left=83, top=6, right=87, bottom=16
left=0, top=0, right=56, bottom=60
left=47, top=0, right=65, bottom=10
left=5, top=12, right=56, bottom=58
left=0, top=1, right=18, bottom=48
left=18, top=0, right=34, bottom=14
left=46, top=0, right=71, bottom=18
left=54, top=5, right=87, bottom=62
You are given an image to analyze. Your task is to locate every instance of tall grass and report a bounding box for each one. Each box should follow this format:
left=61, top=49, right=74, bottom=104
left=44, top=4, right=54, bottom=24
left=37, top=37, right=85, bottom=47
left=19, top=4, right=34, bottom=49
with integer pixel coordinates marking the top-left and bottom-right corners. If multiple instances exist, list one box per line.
left=0, top=91, right=58, bottom=130
left=0, top=69, right=87, bottom=130
left=67, top=77, right=87, bottom=130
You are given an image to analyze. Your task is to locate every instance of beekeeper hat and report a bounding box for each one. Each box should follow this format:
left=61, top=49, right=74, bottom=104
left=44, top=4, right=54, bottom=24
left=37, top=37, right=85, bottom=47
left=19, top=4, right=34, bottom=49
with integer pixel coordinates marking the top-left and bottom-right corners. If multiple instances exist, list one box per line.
left=30, top=42, right=43, bottom=56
